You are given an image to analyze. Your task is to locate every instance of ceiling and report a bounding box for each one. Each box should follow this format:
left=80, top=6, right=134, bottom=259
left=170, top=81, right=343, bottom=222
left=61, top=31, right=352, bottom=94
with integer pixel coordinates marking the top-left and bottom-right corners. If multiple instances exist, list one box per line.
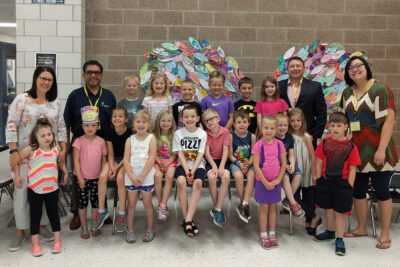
left=0, top=0, right=16, bottom=37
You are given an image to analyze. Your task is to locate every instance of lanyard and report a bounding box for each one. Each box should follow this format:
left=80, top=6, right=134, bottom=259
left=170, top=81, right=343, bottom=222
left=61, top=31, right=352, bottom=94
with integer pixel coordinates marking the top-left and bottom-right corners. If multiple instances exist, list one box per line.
left=291, top=78, right=303, bottom=104
left=352, top=79, right=374, bottom=112
left=84, top=85, right=103, bottom=108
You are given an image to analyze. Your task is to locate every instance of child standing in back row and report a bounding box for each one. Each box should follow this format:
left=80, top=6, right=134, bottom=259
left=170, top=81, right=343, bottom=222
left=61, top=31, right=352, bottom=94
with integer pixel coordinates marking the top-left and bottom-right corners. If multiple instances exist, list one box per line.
left=234, top=77, right=257, bottom=134
left=142, top=72, right=174, bottom=130
left=314, top=112, right=360, bottom=256
left=201, top=71, right=234, bottom=129
left=254, top=77, right=289, bottom=130
left=253, top=116, right=286, bottom=249
left=173, top=80, right=202, bottom=129
left=118, top=75, right=143, bottom=130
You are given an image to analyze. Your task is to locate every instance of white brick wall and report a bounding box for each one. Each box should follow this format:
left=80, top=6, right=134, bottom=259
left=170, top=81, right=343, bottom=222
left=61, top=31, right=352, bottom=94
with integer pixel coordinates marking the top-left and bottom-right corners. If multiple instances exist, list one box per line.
left=16, top=0, right=85, bottom=100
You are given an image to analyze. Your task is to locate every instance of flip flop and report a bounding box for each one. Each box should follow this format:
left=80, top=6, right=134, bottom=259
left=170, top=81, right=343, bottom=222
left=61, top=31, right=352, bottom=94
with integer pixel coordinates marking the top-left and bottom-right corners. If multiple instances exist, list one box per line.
left=376, top=239, right=391, bottom=249
left=344, top=231, right=368, bottom=238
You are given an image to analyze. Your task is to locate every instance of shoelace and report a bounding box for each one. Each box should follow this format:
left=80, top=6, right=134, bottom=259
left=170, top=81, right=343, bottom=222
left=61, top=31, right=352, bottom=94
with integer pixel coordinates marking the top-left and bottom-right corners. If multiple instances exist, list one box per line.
left=117, top=216, right=125, bottom=224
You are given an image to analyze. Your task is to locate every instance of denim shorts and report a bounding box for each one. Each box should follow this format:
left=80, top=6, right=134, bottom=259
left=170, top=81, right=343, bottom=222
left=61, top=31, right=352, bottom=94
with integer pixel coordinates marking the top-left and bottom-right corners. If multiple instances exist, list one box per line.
left=230, top=164, right=253, bottom=175
left=126, top=184, right=154, bottom=192
left=284, top=164, right=302, bottom=181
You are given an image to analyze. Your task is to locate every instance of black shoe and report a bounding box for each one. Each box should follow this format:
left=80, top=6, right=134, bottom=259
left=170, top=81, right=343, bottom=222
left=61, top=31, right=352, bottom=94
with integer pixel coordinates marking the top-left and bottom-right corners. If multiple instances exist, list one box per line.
left=306, top=217, right=322, bottom=236
left=236, top=203, right=248, bottom=223
left=314, top=230, right=335, bottom=242
left=243, top=204, right=251, bottom=221
left=104, top=216, right=113, bottom=225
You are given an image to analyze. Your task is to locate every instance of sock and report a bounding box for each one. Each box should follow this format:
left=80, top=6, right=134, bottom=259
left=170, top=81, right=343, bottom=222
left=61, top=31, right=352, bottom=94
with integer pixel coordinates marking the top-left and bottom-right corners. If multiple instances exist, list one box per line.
left=215, top=208, right=221, bottom=212
left=118, top=211, right=126, bottom=216
left=260, top=232, right=268, bottom=238
left=98, top=209, right=105, bottom=213
left=242, top=201, right=248, bottom=206
left=269, top=231, right=276, bottom=236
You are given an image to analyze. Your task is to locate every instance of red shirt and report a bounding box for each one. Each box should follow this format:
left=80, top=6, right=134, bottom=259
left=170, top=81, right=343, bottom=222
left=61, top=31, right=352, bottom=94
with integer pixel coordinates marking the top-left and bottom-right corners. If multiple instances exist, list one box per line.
left=315, top=137, right=361, bottom=180
left=206, top=126, right=230, bottom=160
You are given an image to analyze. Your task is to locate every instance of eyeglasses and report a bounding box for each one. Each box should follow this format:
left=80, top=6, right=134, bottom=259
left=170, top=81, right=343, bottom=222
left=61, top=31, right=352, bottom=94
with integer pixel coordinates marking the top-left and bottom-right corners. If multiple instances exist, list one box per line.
left=38, top=76, right=53, bottom=83
left=205, top=116, right=218, bottom=124
left=348, top=63, right=364, bottom=72
left=84, top=70, right=102, bottom=76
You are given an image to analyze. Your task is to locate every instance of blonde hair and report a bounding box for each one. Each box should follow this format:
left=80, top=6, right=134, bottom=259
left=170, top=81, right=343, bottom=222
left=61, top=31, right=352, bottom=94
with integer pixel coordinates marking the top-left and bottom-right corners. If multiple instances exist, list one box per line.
left=288, top=108, right=308, bottom=136
left=181, top=80, right=195, bottom=89
left=202, top=108, right=219, bottom=124
left=133, top=110, right=151, bottom=132
left=261, top=115, right=277, bottom=126
left=276, top=113, right=289, bottom=122
left=148, top=71, right=169, bottom=97
left=154, top=110, right=176, bottom=142
left=208, top=70, right=225, bottom=84
left=123, top=75, right=139, bottom=85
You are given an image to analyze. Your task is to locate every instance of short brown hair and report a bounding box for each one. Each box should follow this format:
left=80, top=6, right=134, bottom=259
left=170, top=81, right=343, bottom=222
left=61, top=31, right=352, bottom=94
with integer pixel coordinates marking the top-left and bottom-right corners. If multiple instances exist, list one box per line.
left=238, top=77, right=253, bottom=88
left=328, top=111, right=349, bottom=125
left=233, top=109, right=250, bottom=123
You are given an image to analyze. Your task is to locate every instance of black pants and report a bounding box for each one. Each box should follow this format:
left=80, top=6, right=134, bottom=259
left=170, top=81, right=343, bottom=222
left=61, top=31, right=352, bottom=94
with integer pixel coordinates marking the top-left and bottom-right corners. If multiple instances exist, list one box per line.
left=28, top=189, right=60, bottom=236
left=294, top=186, right=316, bottom=223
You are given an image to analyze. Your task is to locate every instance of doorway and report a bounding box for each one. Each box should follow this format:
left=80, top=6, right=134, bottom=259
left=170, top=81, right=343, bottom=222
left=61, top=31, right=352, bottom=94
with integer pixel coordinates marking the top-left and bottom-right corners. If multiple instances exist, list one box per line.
left=0, top=41, right=16, bottom=146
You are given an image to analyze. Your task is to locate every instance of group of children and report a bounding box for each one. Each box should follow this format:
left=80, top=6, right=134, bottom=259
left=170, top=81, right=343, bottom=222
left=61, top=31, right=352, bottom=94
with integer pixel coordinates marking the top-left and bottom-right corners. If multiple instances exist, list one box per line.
left=15, top=70, right=360, bottom=257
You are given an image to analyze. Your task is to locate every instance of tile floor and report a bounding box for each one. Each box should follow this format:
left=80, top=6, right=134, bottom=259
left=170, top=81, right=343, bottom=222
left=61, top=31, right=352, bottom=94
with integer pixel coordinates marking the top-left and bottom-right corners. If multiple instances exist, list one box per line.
left=0, top=189, right=399, bottom=267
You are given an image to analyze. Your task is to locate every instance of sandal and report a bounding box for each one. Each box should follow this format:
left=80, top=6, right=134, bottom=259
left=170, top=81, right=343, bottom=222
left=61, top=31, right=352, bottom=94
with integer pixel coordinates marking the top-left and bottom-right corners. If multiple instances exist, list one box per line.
left=344, top=231, right=368, bottom=238
left=91, top=229, right=101, bottom=237
left=259, top=236, right=271, bottom=250
left=269, top=235, right=278, bottom=248
left=80, top=227, right=90, bottom=240
left=191, top=221, right=199, bottom=235
left=376, top=239, right=391, bottom=249
left=181, top=220, right=194, bottom=238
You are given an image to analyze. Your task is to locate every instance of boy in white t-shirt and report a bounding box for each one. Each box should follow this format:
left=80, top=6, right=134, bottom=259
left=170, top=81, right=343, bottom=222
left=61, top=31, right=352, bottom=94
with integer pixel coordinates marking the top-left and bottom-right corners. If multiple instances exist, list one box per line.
left=172, top=105, right=207, bottom=238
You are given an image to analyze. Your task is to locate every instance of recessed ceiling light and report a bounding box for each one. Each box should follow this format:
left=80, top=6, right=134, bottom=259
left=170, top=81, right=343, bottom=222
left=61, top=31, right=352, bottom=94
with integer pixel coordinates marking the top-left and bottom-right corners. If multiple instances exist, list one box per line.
left=0, top=23, right=17, bottom=28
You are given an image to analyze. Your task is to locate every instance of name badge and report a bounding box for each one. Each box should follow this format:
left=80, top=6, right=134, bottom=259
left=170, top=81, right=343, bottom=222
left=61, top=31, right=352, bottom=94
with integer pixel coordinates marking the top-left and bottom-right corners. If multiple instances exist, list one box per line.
left=350, top=121, right=361, bottom=132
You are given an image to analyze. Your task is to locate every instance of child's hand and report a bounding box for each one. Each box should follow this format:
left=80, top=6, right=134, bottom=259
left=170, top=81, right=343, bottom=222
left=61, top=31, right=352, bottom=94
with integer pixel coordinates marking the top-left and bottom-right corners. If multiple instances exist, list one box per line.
left=187, top=172, right=194, bottom=185
left=78, top=178, right=85, bottom=189
left=287, top=164, right=294, bottom=174
left=160, top=162, right=167, bottom=172
left=212, top=166, right=218, bottom=177
left=218, top=166, right=225, bottom=178
left=14, top=175, right=23, bottom=189
left=61, top=170, right=69, bottom=186
left=266, top=183, right=275, bottom=190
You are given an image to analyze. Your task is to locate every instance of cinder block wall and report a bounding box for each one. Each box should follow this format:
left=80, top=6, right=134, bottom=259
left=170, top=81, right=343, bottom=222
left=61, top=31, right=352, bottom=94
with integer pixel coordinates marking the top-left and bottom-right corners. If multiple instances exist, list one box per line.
left=85, top=0, right=400, bottom=142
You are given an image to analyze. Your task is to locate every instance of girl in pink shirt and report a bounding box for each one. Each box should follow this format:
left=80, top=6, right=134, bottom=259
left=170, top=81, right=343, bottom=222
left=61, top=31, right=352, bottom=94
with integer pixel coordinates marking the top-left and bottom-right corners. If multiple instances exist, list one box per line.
left=254, top=77, right=289, bottom=130
left=252, top=116, right=286, bottom=249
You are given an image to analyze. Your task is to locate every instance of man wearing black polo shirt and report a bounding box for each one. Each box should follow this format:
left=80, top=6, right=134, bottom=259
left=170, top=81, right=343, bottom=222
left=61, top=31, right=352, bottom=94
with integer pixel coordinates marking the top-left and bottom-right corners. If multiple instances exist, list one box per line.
left=64, top=60, right=116, bottom=230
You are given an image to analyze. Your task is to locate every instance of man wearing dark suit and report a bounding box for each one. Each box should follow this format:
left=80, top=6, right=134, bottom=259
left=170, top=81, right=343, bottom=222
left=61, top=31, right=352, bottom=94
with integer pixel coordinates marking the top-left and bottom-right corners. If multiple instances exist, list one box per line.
left=279, top=56, right=327, bottom=236
left=279, top=56, right=327, bottom=146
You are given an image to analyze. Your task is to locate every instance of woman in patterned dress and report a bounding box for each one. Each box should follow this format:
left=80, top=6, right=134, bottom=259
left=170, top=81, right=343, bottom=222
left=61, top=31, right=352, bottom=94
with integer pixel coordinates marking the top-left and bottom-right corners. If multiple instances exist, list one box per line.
left=340, top=56, right=398, bottom=249
left=6, top=66, right=67, bottom=251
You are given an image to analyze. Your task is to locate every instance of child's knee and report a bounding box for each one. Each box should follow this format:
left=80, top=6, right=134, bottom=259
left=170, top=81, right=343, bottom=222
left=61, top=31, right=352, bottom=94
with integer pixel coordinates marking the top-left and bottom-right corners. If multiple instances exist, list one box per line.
left=177, top=176, right=187, bottom=188
left=221, top=171, right=230, bottom=183
left=234, top=171, right=244, bottom=181
left=193, top=179, right=203, bottom=189
left=207, top=172, right=217, bottom=183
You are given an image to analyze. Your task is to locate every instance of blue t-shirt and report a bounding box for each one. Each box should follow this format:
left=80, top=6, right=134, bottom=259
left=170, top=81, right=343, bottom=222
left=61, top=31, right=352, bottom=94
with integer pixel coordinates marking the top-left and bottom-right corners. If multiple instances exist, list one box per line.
left=232, top=131, right=252, bottom=162
left=276, top=133, right=294, bottom=163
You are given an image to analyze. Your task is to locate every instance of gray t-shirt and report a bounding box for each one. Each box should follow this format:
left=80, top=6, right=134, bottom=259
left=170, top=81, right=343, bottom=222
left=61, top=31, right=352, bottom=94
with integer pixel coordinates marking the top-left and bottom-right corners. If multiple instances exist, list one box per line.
left=118, top=98, right=143, bottom=129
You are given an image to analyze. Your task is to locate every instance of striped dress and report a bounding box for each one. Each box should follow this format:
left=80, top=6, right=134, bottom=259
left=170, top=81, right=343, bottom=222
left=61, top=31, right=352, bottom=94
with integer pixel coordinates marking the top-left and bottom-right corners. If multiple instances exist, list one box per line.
left=27, top=147, right=59, bottom=194
left=293, top=134, right=312, bottom=187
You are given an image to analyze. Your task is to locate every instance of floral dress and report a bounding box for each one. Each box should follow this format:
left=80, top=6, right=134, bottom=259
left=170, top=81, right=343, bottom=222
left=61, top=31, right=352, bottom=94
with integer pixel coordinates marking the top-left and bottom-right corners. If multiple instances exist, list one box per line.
left=340, top=81, right=398, bottom=172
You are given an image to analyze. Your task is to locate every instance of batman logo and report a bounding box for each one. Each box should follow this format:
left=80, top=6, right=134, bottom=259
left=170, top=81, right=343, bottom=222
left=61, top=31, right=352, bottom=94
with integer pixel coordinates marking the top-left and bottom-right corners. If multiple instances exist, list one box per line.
left=238, top=105, right=255, bottom=118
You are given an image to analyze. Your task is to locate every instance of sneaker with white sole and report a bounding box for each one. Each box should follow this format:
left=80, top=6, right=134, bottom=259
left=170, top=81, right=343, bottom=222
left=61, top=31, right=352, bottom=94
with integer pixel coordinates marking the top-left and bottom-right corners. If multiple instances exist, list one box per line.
left=8, top=235, right=26, bottom=252
left=125, top=231, right=136, bottom=243
left=92, top=210, right=109, bottom=230
left=39, top=227, right=54, bottom=242
left=142, top=229, right=155, bottom=242
left=157, top=206, right=169, bottom=221
left=236, top=203, right=248, bottom=223
left=115, top=213, right=126, bottom=233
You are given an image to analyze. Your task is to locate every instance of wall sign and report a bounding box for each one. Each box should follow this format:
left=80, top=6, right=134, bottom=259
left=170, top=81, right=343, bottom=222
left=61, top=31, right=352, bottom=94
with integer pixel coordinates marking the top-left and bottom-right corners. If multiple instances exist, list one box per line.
left=32, top=0, right=65, bottom=4
left=36, top=53, right=57, bottom=73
